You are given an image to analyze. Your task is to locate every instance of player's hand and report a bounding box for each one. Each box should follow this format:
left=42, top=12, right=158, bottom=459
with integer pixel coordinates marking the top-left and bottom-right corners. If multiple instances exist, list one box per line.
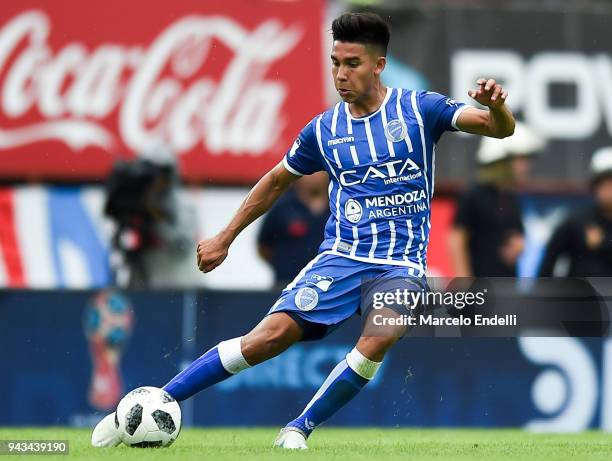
left=196, top=235, right=229, bottom=273
left=468, top=78, right=507, bottom=109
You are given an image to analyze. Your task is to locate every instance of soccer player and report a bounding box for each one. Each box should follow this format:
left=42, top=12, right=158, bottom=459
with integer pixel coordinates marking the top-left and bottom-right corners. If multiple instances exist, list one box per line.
left=92, top=12, right=514, bottom=449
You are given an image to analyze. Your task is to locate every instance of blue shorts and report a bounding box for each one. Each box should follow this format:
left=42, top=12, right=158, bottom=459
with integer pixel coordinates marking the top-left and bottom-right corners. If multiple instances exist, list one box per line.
left=267, top=252, right=427, bottom=340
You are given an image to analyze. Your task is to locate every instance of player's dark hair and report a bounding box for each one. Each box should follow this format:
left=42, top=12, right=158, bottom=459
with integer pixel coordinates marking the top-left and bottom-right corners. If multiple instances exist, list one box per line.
left=331, top=12, right=390, bottom=55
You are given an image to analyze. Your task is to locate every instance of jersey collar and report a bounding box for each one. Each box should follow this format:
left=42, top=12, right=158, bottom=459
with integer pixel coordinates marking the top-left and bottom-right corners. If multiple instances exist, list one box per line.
left=344, top=87, right=392, bottom=121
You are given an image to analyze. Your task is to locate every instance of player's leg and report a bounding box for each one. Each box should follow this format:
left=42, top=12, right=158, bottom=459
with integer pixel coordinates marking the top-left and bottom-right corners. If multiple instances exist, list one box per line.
left=92, top=312, right=302, bottom=447
left=162, top=253, right=346, bottom=406
left=278, top=308, right=405, bottom=448
left=163, top=312, right=302, bottom=401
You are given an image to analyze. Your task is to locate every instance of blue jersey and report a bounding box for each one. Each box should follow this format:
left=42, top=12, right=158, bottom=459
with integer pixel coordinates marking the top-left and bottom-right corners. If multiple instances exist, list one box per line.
left=282, top=88, right=467, bottom=276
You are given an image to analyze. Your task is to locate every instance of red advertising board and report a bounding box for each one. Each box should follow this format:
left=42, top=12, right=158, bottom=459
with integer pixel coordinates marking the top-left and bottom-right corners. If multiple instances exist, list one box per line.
left=0, top=0, right=325, bottom=183
left=427, top=198, right=456, bottom=277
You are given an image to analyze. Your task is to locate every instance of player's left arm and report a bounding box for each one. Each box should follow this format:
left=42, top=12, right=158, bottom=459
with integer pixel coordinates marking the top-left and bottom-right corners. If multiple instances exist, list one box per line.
left=455, top=78, right=515, bottom=139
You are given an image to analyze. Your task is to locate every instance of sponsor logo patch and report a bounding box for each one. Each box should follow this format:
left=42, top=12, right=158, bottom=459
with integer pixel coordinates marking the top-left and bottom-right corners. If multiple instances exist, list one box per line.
left=289, top=138, right=301, bottom=157
left=337, top=241, right=353, bottom=253
left=306, top=274, right=334, bottom=292
left=344, top=199, right=363, bottom=223
left=339, top=158, right=420, bottom=187
left=305, top=418, right=316, bottom=430
left=327, top=136, right=354, bottom=147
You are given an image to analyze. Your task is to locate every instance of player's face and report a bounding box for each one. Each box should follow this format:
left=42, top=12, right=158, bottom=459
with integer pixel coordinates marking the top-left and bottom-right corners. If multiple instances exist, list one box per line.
left=331, top=41, right=385, bottom=103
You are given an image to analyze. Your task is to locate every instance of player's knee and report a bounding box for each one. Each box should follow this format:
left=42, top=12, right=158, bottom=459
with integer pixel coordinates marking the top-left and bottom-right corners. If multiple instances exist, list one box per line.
left=242, top=323, right=298, bottom=364
left=371, top=335, right=399, bottom=352
left=357, top=335, right=399, bottom=361
left=260, top=326, right=294, bottom=355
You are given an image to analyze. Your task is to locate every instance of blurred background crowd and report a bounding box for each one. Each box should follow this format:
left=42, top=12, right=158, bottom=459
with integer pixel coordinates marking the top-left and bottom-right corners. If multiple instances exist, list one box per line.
left=2, top=0, right=612, bottom=432
left=0, top=0, right=610, bottom=290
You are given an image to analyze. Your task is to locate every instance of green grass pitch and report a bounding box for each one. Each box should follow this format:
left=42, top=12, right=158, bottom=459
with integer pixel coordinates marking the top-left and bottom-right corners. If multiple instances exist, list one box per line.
left=0, top=427, right=610, bottom=460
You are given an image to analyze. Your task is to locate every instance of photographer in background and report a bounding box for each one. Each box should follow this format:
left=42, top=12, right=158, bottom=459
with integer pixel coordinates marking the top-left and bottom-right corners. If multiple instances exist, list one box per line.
left=257, top=171, right=329, bottom=288
left=449, top=122, right=545, bottom=277
left=104, top=150, right=198, bottom=288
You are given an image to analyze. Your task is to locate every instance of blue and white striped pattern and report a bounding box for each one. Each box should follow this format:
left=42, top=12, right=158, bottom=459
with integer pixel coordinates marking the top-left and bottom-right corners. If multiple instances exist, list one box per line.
left=285, top=88, right=466, bottom=276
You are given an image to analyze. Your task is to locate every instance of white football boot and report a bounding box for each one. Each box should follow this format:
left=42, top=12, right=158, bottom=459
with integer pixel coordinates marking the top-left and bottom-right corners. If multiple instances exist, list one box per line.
left=274, top=427, right=308, bottom=450
left=91, top=413, right=121, bottom=447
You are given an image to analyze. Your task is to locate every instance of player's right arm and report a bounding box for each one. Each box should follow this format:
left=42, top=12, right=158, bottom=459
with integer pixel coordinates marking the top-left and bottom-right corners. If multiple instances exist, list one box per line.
left=197, top=163, right=299, bottom=273
left=197, top=117, right=324, bottom=273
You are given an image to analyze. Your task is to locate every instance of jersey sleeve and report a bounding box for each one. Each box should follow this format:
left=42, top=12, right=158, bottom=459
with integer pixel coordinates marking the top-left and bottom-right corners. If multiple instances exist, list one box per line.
left=418, top=91, right=469, bottom=142
left=282, top=117, right=324, bottom=176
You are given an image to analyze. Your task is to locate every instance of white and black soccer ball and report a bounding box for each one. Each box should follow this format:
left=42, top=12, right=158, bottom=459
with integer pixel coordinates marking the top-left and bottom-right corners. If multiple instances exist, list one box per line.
left=115, top=386, right=181, bottom=447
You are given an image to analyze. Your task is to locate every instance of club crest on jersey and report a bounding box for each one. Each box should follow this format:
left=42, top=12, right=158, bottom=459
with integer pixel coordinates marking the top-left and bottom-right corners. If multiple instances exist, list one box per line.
left=384, top=119, right=407, bottom=143
left=306, top=274, right=334, bottom=292
left=344, top=199, right=363, bottom=223
left=295, top=287, right=318, bottom=311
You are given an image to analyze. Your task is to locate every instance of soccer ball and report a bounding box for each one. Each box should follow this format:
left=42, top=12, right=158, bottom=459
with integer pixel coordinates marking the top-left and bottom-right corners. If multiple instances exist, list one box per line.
left=115, top=386, right=181, bottom=447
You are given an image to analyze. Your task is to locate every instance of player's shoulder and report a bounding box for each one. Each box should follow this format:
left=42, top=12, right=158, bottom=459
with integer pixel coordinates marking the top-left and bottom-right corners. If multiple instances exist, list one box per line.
left=392, top=87, right=418, bottom=100
left=420, top=91, right=462, bottom=109
left=316, top=102, right=343, bottom=127
left=388, top=88, right=432, bottom=121
left=298, top=108, right=333, bottom=134
left=294, top=114, right=321, bottom=143
left=393, top=87, right=432, bottom=110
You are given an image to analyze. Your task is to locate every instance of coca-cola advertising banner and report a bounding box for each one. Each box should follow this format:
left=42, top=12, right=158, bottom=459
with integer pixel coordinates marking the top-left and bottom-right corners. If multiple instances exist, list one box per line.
left=0, top=0, right=325, bottom=183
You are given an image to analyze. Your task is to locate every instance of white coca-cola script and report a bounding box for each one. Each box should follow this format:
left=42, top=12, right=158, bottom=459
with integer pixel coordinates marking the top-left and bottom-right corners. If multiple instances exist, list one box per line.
left=0, top=10, right=302, bottom=156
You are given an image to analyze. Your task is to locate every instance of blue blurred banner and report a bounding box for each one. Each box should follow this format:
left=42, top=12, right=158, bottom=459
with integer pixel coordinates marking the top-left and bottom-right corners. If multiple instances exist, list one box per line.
left=2, top=290, right=611, bottom=431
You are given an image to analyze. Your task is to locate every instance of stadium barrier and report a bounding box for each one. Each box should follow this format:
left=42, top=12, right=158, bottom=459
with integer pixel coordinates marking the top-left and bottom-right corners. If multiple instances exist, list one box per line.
left=2, top=289, right=611, bottom=431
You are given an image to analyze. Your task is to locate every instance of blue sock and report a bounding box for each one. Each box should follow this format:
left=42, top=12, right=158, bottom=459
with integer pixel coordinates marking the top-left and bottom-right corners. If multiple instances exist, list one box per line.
left=286, top=358, right=370, bottom=437
left=163, top=337, right=250, bottom=402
